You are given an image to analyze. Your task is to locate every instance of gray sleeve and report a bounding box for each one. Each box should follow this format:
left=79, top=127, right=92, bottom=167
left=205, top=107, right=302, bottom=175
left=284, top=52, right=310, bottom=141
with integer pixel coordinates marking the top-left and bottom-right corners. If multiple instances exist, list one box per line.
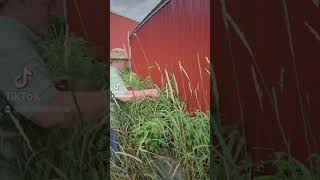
left=110, top=70, right=128, bottom=99
left=0, top=47, right=59, bottom=119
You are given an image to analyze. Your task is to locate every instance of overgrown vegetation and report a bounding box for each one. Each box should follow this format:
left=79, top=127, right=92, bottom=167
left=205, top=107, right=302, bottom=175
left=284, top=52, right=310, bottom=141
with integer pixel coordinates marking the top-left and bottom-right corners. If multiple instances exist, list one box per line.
left=111, top=71, right=210, bottom=179
left=18, top=123, right=108, bottom=180
left=211, top=118, right=320, bottom=180
left=15, top=14, right=109, bottom=180
left=38, top=14, right=107, bottom=90
left=211, top=0, right=320, bottom=179
left=211, top=58, right=320, bottom=180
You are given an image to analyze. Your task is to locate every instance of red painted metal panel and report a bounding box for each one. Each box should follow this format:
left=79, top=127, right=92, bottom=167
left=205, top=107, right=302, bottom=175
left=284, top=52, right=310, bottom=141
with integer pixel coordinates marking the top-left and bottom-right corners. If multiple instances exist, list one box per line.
left=66, top=0, right=108, bottom=62
left=110, top=12, right=138, bottom=52
left=130, top=0, right=210, bottom=112
left=50, top=0, right=64, bottom=14
left=213, top=0, right=320, bottom=162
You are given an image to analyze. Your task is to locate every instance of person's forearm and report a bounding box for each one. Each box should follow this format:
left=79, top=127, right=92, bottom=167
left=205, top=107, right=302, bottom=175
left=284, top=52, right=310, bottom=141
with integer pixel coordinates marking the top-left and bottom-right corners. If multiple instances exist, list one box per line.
left=119, top=89, right=153, bottom=102
left=72, top=91, right=108, bottom=123
left=31, top=91, right=108, bottom=128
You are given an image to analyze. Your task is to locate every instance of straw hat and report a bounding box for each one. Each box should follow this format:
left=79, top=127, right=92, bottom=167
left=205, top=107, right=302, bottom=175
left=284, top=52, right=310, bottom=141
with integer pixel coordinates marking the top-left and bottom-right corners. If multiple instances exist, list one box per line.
left=110, top=48, right=130, bottom=62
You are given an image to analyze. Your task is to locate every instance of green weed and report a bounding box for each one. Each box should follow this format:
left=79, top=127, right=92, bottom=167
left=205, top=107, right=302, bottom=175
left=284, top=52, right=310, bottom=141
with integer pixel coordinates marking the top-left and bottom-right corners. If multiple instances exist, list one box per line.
left=111, top=71, right=210, bottom=179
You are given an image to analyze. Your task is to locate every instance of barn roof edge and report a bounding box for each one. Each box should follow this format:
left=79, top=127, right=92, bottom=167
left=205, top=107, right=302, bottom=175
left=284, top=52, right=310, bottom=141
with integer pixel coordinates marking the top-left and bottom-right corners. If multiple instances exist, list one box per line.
left=110, top=10, right=140, bottom=23
left=129, top=0, right=171, bottom=36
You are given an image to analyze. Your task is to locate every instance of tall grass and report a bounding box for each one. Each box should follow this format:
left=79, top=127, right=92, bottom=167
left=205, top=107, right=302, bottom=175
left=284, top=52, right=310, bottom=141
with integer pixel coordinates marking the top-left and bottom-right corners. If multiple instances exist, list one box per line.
left=16, top=121, right=108, bottom=180
left=212, top=0, right=320, bottom=178
left=211, top=58, right=320, bottom=180
left=111, top=70, right=210, bottom=179
left=6, top=14, right=109, bottom=180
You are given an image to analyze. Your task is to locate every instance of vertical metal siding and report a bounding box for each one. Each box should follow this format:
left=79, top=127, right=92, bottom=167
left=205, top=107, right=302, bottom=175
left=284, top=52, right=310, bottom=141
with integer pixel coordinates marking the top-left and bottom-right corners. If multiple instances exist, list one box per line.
left=130, top=0, right=210, bottom=112
left=50, top=0, right=64, bottom=14
left=66, top=0, right=108, bottom=62
left=214, top=0, right=320, bottom=162
left=110, top=12, right=138, bottom=53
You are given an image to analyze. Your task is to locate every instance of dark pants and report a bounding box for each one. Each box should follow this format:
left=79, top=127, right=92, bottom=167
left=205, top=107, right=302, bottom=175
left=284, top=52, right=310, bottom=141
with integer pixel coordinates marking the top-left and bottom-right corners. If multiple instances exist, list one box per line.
left=0, top=138, right=23, bottom=180
left=110, top=128, right=119, bottom=161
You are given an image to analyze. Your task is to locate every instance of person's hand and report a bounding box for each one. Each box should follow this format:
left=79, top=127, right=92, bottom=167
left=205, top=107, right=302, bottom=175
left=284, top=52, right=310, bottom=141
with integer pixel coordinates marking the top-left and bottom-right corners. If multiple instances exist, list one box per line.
left=52, top=78, right=68, bottom=91
left=149, top=89, right=160, bottom=98
left=128, top=87, right=139, bottom=90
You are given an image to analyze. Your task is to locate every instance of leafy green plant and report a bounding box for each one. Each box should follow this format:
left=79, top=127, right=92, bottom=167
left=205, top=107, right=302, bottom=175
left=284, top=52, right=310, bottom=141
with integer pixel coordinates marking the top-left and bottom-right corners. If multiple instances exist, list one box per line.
left=111, top=70, right=210, bottom=179
left=210, top=56, right=320, bottom=180
left=122, top=70, right=145, bottom=89
left=18, top=122, right=108, bottom=180
left=38, top=14, right=107, bottom=90
left=14, top=15, right=109, bottom=180
left=122, top=70, right=153, bottom=90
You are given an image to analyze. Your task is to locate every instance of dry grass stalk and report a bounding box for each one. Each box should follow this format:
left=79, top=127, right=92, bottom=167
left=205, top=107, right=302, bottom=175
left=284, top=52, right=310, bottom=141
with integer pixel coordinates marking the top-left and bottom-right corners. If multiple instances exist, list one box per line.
left=305, top=92, right=317, bottom=153
left=63, top=0, right=70, bottom=70
left=225, top=13, right=254, bottom=59
left=205, top=91, right=209, bottom=107
left=165, top=69, right=176, bottom=104
left=205, top=57, right=210, bottom=65
left=282, top=0, right=312, bottom=156
left=305, top=22, right=320, bottom=41
left=251, top=66, right=264, bottom=111
left=312, top=0, right=319, bottom=7
left=116, top=152, right=143, bottom=163
left=131, top=57, right=139, bottom=74
left=278, top=68, right=285, bottom=95
left=205, top=68, right=210, bottom=76
left=224, top=17, right=247, bottom=151
left=306, top=92, right=311, bottom=112
left=134, top=33, right=151, bottom=77
left=211, top=60, right=219, bottom=109
left=197, top=53, right=209, bottom=110
left=188, top=82, right=193, bottom=96
left=178, top=60, right=187, bottom=100
left=178, top=61, right=191, bottom=82
left=154, top=61, right=161, bottom=72
left=9, top=112, right=33, bottom=152
left=272, top=87, right=291, bottom=156
left=127, top=31, right=131, bottom=58
left=220, top=0, right=278, bottom=153
left=172, top=73, right=179, bottom=95
left=172, top=161, right=181, bottom=178
left=123, top=43, right=127, bottom=54
left=219, top=0, right=229, bottom=29
left=72, top=0, right=88, bottom=39
left=160, top=71, right=165, bottom=89
left=165, top=83, right=169, bottom=99
left=221, top=0, right=274, bottom=108
left=194, top=88, right=202, bottom=111
left=129, top=44, right=132, bottom=59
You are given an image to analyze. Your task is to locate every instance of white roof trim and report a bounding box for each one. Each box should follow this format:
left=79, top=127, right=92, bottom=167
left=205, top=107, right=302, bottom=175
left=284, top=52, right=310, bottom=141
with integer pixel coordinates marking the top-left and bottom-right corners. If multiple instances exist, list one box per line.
left=129, top=0, right=171, bottom=36
left=110, top=10, right=139, bottom=23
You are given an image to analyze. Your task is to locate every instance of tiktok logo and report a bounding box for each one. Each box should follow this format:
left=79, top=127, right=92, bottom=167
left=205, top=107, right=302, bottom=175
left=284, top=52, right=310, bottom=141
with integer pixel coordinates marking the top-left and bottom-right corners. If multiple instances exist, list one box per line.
left=15, top=66, right=33, bottom=89
left=114, top=82, right=120, bottom=94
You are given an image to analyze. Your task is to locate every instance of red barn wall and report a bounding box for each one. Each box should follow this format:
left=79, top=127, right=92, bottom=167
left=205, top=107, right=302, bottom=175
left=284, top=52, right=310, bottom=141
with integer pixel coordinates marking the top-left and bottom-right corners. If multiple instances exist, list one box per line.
left=65, top=0, right=109, bottom=62
left=130, top=0, right=210, bottom=112
left=213, top=0, right=320, bottom=162
left=50, top=0, right=64, bottom=14
left=110, top=12, right=138, bottom=53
